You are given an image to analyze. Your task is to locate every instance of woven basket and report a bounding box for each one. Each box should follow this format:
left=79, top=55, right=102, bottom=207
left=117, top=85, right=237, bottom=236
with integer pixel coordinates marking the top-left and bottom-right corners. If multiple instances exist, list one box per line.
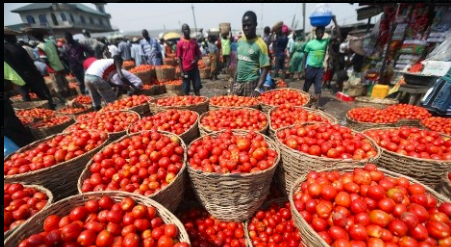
left=133, top=71, right=152, bottom=83
left=150, top=96, right=210, bottom=115
left=365, top=127, right=451, bottom=187
left=187, top=130, right=280, bottom=222
left=4, top=191, right=191, bottom=246
left=289, top=165, right=450, bottom=247
left=29, top=117, right=75, bottom=140
left=275, top=123, right=381, bottom=195
left=209, top=103, right=261, bottom=111
left=438, top=175, right=451, bottom=198
left=244, top=198, right=288, bottom=247
left=56, top=106, right=94, bottom=120
left=268, top=106, right=338, bottom=137
left=4, top=130, right=109, bottom=201
left=12, top=100, right=50, bottom=111
left=345, top=113, right=396, bottom=132
left=123, top=64, right=135, bottom=71
left=165, top=84, right=184, bottom=96
left=395, top=119, right=421, bottom=127
left=142, top=85, right=159, bottom=96
left=198, top=107, right=269, bottom=136
left=258, top=88, right=310, bottom=114
left=78, top=131, right=187, bottom=212
left=199, top=67, right=211, bottom=79
left=156, top=66, right=176, bottom=82
left=354, top=96, right=398, bottom=109
left=219, top=22, right=231, bottom=34
left=163, top=58, right=177, bottom=66
left=129, top=101, right=152, bottom=116
left=4, top=184, right=53, bottom=240
left=67, top=95, right=92, bottom=107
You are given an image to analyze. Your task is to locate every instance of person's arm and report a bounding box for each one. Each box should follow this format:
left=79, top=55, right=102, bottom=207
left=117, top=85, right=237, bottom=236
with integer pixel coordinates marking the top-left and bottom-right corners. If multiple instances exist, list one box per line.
left=331, top=16, right=341, bottom=40
left=251, top=44, right=271, bottom=97
left=301, top=43, right=309, bottom=77
left=176, top=42, right=186, bottom=77
left=191, top=42, right=202, bottom=66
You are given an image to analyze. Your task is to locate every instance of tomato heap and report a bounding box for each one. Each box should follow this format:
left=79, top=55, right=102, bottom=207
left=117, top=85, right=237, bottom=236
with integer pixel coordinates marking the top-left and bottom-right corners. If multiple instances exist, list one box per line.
left=156, top=96, right=206, bottom=106
left=248, top=201, right=302, bottom=247
left=4, top=183, right=49, bottom=233
left=421, top=117, right=451, bottom=135
left=276, top=79, right=288, bottom=88
left=200, top=108, right=268, bottom=132
left=179, top=208, right=246, bottom=247
left=123, top=60, right=135, bottom=67
left=80, top=131, right=184, bottom=196
left=129, top=64, right=154, bottom=73
left=188, top=130, right=278, bottom=174
left=385, top=104, right=431, bottom=120
left=129, top=110, right=198, bottom=135
left=271, top=104, right=331, bottom=130
left=277, top=123, right=378, bottom=160
left=67, top=111, right=139, bottom=133
left=76, top=112, right=98, bottom=123
left=209, top=95, right=259, bottom=107
left=72, top=95, right=92, bottom=105
left=17, top=195, right=189, bottom=247
left=11, top=93, right=38, bottom=101
left=57, top=106, right=90, bottom=115
left=163, top=80, right=182, bottom=86
left=104, top=95, right=152, bottom=111
left=19, top=116, right=34, bottom=126
left=4, top=130, right=107, bottom=175
left=258, top=89, right=308, bottom=106
left=364, top=127, right=451, bottom=160
left=292, top=164, right=451, bottom=247
left=30, top=116, right=72, bottom=129
left=16, top=108, right=55, bottom=119
left=348, top=108, right=399, bottom=124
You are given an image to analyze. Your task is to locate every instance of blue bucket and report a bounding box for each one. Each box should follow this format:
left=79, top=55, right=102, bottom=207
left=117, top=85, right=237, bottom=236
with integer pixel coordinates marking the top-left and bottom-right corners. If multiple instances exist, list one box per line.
left=310, top=15, right=332, bottom=27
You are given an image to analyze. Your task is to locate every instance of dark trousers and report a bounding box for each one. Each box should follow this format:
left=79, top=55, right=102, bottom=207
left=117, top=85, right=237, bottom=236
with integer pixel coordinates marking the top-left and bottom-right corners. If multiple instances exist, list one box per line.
left=222, top=55, right=231, bottom=71
left=72, top=68, right=86, bottom=94
left=303, top=65, right=324, bottom=95
left=4, top=100, right=35, bottom=147
left=274, top=55, right=286, bottom=79
left=182, top=67, right=203, bottom=95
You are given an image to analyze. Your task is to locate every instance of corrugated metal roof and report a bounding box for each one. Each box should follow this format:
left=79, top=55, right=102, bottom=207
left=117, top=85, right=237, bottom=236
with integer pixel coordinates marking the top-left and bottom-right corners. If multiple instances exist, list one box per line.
left=12, top=3, right=108, bottom=16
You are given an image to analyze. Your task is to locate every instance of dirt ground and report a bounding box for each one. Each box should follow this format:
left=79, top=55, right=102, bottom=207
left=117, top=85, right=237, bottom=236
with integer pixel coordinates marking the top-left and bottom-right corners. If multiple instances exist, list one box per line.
left=197, top=75, right=356, bottom=125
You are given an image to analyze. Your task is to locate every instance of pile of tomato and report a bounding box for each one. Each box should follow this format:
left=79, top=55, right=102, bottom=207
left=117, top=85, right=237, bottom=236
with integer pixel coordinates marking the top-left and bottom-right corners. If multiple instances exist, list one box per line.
left=57, top=106, right=90, bottom=115
left=292, top=164, right=451, bottom=247
left=421, top=117, right=451, bottom=135
left=209, top=95, right=259, bottom=108
left=258, top=89, right=308, bottom=106
left=364, top=127, right=451, bottom=160
left=129, top=65, right=154, bottom=74
left=129, top=110, right=198, bottom=136
left=4, top=130, right=108, bottom=176
left=163, top=80, right=182, bottom=86
left=4, top=183, right=49, bottom=233
left=200, top=108, right=268, bottom=132
left=104, top=95, right=152, bottom=111
left=156, top=96, right=206, bottom=107
left=66, top=111, right=139, bottom=133
left=16, top=109, right=55, bottom=119
left=80, top=131, right=184, bottom=196
left=179, top=207, right=246, bottom=247
left=17, top=195, right=189, bottom=247
left=19, top=116, right=34, bottom=126
left=277, top=123, right=378, bottom=160
left=188, top=130, right=278, bottom=174
left=385, top=104, right=431, bottom=121
left=30, top=116, right=72, bottom=129
left=248, top=201, right=303, bottom=247
left=348, top=108, right=399, bottom=124
left=72, top=95, right=92, bottom=105
left=271, top=104, right=331, bottom=130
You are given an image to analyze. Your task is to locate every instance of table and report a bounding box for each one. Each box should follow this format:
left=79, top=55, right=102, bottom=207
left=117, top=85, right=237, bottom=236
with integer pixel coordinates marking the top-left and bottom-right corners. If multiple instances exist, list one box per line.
left=397, top=84, right=430, bottom=105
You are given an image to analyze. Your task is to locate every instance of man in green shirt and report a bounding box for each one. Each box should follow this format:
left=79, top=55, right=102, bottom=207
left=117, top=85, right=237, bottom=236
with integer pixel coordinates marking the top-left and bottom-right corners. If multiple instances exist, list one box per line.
left=302, top=16, right=340, bottom=108
left=221, top=33, right=232, bottom=73
left=232, top=11, right=270, bottom=97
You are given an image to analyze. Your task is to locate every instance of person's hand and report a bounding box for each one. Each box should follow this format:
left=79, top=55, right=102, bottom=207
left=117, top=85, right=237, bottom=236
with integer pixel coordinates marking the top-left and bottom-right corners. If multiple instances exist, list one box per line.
left=250, top=88, right=261, bottom=98
left=180, top=72, right=185, bottom=78
left=332, top=15, right=337, bottom=23
left=66, top=99, right=83, bottom=108
left=191, top=60, right=197, bottom=66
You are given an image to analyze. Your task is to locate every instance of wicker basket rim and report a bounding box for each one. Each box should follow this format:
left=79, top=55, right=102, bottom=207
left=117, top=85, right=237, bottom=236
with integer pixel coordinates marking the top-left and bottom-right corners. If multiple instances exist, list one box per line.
left=12, top=100, right=49, bottom=110
left=355, top=96, right=398, bottom=105
left=77, top=130, right=187, bottom=200
left=198, top=107, right=268, bottom=133
left=150, top=96, right=209, bottom=107
left=345, top=112, right=398, bottom=125
left=29, top=117, right=74, bottom=130
left=186, top=130, right=281, bottom=177
left=209, top=96, right=260, bottom=108
left=257, top=88, right=310, bottom=107
left=103, top=97, right=154, bottom=111
left=289, top=165, right=450, bottom=247
left=364, top=127, right=451, bottom=164
left=269, top=106, right=338, bottom=133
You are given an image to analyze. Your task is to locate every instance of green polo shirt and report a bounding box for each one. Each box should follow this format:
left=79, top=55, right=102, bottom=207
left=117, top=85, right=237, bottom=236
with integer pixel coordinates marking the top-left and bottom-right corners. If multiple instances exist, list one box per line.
left=304, top=37, right=330, bottom=68
left=236, top=37, right=270, bottom=82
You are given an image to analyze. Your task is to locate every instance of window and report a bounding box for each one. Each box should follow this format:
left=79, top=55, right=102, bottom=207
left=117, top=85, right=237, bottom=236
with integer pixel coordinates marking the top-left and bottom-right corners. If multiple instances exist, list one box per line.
left=80, top=16, right=85, bottom=24
left=38, top=14, right=47, bottom=24
left=51, top=13, right=58, bottom=26
left=26, top=15, right=35, bottom=24
left=99, top=18, right=104, bottom=26
left=89, top=17, right=94, bottom=25
left=70, top=14, right=75, bottom=22
left=61, top=13, right=67, bottom=22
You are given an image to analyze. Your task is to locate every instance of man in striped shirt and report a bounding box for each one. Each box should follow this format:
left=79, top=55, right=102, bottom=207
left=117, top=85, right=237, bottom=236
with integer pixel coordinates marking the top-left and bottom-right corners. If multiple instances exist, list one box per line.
left=140, top=29, right=163, bottom=66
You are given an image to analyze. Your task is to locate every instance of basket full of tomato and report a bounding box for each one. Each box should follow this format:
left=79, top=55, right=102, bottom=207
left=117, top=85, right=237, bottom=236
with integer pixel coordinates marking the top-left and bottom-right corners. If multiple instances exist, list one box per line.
left=29, top=116, right=75, bottom=141
left=346, top=107, right=399, bottom=132
left=4, top=191, right=191, bottom=247
left=187, top=130, right=280, bottom=222
left=209, top=95, right=260, bottom=111
left=258, top=88, right=310, bottom=114
left=364, top=126, right=451, bottom=187
left=289, top=164, right=451, bottom=247
left=150, top=95, right=209, bottom=115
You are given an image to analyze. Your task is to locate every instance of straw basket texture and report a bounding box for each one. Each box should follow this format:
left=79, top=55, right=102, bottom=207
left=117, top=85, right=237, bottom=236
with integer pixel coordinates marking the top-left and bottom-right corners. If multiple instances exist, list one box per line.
left=364, top=127, right=451, bottom=187
left=150, top=96, right=209, bottom=115
left=198, top=107, right=268, bottom=136
left=4, top=191, right=191, bottom=246
left=165, top=84, right=184, bottom=96
left=156, top=66, right=176, bottom=82
left=12, top=100, right=50, bottom=110
left=133, top=71, right=152, bottom=84
left=199, top=67, right=211, bottom=79
left=258, top=88, right=310, bottom=114
left=29, top=117, right=75, bottom=140
left=187, top=130, right=280, bottom=222
left=275, top=123, right=381, bottom=195
left=4, top=130, right=109, bottom=201
left=3, top=184, right=53, bottom=240
left=78, top=131, right=187, bottom=212
left=268, top=106, right=337, bottom=137
left=345, top=113, right=396, bottom=132
left=354, top=96, right=398, bottom=109
left=289, top=165, right=450, bottom=247
left=219, top=22, right=231, bottom=34
left=395, top=119, right=422, bottom=127
left=56, top=106, right=94, bottom=120
left=163, top=57, right=177, bottom=66
left=129, top=101, right=152, bottom=116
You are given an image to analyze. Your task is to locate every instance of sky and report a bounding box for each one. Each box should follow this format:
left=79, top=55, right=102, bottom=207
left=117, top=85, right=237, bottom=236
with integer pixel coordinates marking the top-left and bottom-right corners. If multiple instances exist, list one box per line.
left=4, top=3, right=363, bottom=33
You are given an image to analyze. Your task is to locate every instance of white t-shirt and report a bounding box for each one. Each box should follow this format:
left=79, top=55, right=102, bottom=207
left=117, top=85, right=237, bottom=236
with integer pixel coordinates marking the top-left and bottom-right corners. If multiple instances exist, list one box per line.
left=108, top=45, right=119, bottom=57
left=85, top=59, right=116, bottom=79
left=339, top=41, right=349, bottom=54
left=110, top=70, right=143, bottom=89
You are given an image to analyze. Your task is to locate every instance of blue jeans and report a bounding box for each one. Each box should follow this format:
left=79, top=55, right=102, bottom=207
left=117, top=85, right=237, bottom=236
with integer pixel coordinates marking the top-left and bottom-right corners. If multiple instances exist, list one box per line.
left=423, top=78, right=451, bottom=115
left=303, top=65, right=324, bottom=95
left=72, top=68, right=86, bottom=94
left=182, top=68, right=203, bottom=95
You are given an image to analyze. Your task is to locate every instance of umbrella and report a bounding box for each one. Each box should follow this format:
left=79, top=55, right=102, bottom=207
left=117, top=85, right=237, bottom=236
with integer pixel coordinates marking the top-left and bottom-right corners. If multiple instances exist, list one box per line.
left=164, top=32, right=180, bottom=40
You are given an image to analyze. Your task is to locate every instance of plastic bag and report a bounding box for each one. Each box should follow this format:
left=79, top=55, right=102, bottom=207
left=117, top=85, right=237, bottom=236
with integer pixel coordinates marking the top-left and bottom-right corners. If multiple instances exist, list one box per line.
left=425, top=33, right=451, bottom=62
left=4, top=136, right=19, bottom=158
left=311, top=3, right=332, bottom=17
